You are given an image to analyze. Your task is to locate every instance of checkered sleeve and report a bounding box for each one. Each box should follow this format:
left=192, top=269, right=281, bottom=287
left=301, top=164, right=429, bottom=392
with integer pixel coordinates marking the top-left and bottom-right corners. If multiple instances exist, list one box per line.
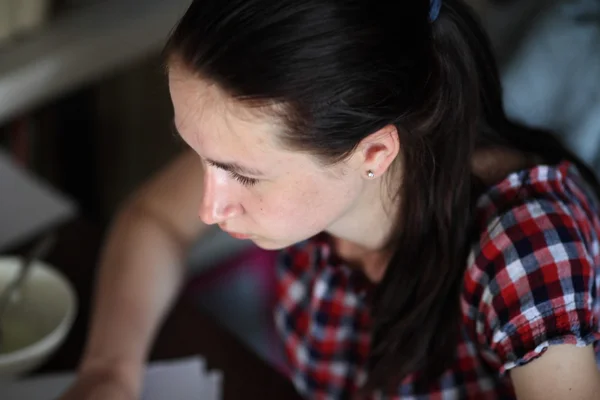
left=478, top=194, right=600, bottom=375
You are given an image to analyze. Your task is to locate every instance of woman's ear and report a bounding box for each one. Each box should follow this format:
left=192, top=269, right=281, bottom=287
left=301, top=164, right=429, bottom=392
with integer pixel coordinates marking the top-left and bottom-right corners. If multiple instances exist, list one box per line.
left=354, top=124, right=401, bottom=179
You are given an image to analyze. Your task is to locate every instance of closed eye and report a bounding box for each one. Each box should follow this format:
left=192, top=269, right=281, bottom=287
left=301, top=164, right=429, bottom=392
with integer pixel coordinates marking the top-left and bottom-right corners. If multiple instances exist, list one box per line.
left=206, top=160, right=259, bottom=187
left=230, top=172, right=259, bottom=187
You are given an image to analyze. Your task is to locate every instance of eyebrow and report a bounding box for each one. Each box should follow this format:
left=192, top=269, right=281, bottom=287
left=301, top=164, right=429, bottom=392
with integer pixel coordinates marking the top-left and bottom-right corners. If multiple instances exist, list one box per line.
left=171, top=121, right=265, bottom=177
left=205, top=159, right=266, bottom=177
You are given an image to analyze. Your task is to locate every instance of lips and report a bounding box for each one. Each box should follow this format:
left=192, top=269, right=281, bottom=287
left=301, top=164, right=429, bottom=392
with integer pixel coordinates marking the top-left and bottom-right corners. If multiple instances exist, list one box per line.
left=219, top=225, right=251, bottom=239
left=225, top=231, right=251, bottom=240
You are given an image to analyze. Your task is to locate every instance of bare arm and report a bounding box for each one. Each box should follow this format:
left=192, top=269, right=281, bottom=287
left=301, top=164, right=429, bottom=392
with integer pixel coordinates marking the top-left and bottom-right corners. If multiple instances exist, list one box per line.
left=511, top=345, right=600, bottom=400
left=75, top=150, right=207, bottom=396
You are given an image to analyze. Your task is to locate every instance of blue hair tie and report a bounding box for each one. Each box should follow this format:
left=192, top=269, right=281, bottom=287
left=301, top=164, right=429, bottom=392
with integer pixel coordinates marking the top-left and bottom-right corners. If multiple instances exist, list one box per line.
left=429, top=0, right=442, bottom=21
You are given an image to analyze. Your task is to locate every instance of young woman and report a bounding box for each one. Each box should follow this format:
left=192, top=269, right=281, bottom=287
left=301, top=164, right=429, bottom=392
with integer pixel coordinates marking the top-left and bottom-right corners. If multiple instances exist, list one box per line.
left=62, top=0, right=600, bottom=398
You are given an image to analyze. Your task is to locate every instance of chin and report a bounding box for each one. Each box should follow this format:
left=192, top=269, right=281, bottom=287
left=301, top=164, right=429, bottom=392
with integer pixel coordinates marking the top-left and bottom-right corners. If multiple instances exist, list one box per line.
left=251, top=236, right=301, bottom=251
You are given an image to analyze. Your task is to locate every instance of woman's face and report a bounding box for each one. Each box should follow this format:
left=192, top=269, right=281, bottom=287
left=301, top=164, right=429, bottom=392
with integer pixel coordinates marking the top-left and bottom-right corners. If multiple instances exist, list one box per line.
left=168, top=65, right=367, bottom=250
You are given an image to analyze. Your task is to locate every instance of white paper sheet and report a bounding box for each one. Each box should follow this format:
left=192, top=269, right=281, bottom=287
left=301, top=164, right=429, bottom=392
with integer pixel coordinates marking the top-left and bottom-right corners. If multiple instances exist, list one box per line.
left=0, top=356, right=222, bottom=400
left=0, top=149, right=76, bottom=251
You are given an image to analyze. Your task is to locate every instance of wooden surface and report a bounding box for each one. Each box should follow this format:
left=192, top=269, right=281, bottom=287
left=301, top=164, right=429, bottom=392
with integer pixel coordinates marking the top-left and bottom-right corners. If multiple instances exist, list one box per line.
left=11, top=219, right=301, bottom=400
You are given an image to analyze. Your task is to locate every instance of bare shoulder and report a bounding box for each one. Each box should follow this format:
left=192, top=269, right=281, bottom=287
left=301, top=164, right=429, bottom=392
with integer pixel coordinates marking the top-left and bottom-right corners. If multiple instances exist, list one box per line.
left=131, top=149, right=208, bottom=243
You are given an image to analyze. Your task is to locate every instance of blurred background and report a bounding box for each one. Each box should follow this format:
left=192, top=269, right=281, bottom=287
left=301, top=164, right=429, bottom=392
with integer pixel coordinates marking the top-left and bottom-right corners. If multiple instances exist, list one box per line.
left=0, top=0, right=191, bottom=226
left=0, top=0, right=599, bottom=394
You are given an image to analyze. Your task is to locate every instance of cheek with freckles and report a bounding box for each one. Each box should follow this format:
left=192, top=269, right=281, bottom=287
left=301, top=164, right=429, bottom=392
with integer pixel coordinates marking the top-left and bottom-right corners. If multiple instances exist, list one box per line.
left=243, top=180, right=313, bottom=237
left=269, top=177, right=344, bottom=236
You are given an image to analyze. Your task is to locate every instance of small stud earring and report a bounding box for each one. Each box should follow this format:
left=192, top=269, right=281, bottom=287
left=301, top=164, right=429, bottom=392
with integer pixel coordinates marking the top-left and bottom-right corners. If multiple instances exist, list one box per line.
left=367, top=170, right=375, bottom=178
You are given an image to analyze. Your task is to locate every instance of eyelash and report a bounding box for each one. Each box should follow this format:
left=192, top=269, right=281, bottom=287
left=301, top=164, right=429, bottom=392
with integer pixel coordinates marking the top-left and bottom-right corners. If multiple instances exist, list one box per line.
left=205, top=160, right=259, bottom=187
left=230, top=172, right=259, bottom=187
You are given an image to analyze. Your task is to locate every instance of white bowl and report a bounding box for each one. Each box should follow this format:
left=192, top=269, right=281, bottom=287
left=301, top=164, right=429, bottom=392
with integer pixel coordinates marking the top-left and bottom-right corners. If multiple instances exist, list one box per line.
left=0, top=256, right=77, bottom=379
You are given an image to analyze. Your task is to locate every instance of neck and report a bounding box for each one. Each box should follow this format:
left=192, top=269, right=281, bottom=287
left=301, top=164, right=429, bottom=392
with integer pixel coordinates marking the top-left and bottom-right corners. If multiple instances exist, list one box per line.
left=325, top=175, right=400, bottom=281
left=325, top=147, right=540, bottom=282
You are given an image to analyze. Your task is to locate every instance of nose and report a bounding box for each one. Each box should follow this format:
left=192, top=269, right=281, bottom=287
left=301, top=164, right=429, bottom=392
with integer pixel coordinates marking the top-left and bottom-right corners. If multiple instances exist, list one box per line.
left=198, top=167, right=243, bottom=225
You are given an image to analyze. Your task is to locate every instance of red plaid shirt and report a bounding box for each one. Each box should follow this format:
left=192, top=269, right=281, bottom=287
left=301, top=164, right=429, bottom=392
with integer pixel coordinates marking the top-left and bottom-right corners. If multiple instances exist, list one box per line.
left=275, top=161, right=600, bottom=399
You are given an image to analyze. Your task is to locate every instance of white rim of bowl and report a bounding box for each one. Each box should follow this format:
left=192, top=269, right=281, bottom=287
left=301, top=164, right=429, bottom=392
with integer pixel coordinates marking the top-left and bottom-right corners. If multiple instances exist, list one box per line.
left=0, top=256, right=78, bottom=364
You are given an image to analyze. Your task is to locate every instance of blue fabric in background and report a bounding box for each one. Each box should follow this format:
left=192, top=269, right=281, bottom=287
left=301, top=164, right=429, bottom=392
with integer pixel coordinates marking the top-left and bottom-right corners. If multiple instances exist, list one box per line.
left=502, top=0, right=600, bottom=172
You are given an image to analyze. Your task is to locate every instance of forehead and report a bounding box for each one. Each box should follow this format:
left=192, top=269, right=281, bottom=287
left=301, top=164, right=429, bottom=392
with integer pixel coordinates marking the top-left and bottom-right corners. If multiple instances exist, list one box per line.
left=168, top=65, right=284, bottom=160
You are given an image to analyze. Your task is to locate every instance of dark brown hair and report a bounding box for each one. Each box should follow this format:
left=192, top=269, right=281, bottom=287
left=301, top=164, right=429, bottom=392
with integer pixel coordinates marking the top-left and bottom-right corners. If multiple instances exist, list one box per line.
left=165, top=0, right=600, bottom=390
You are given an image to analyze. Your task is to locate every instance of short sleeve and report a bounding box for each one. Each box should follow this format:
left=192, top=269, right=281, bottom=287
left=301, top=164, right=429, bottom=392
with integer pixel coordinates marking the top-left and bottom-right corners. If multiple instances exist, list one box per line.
left=477, top=195, right=600, bottom=375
